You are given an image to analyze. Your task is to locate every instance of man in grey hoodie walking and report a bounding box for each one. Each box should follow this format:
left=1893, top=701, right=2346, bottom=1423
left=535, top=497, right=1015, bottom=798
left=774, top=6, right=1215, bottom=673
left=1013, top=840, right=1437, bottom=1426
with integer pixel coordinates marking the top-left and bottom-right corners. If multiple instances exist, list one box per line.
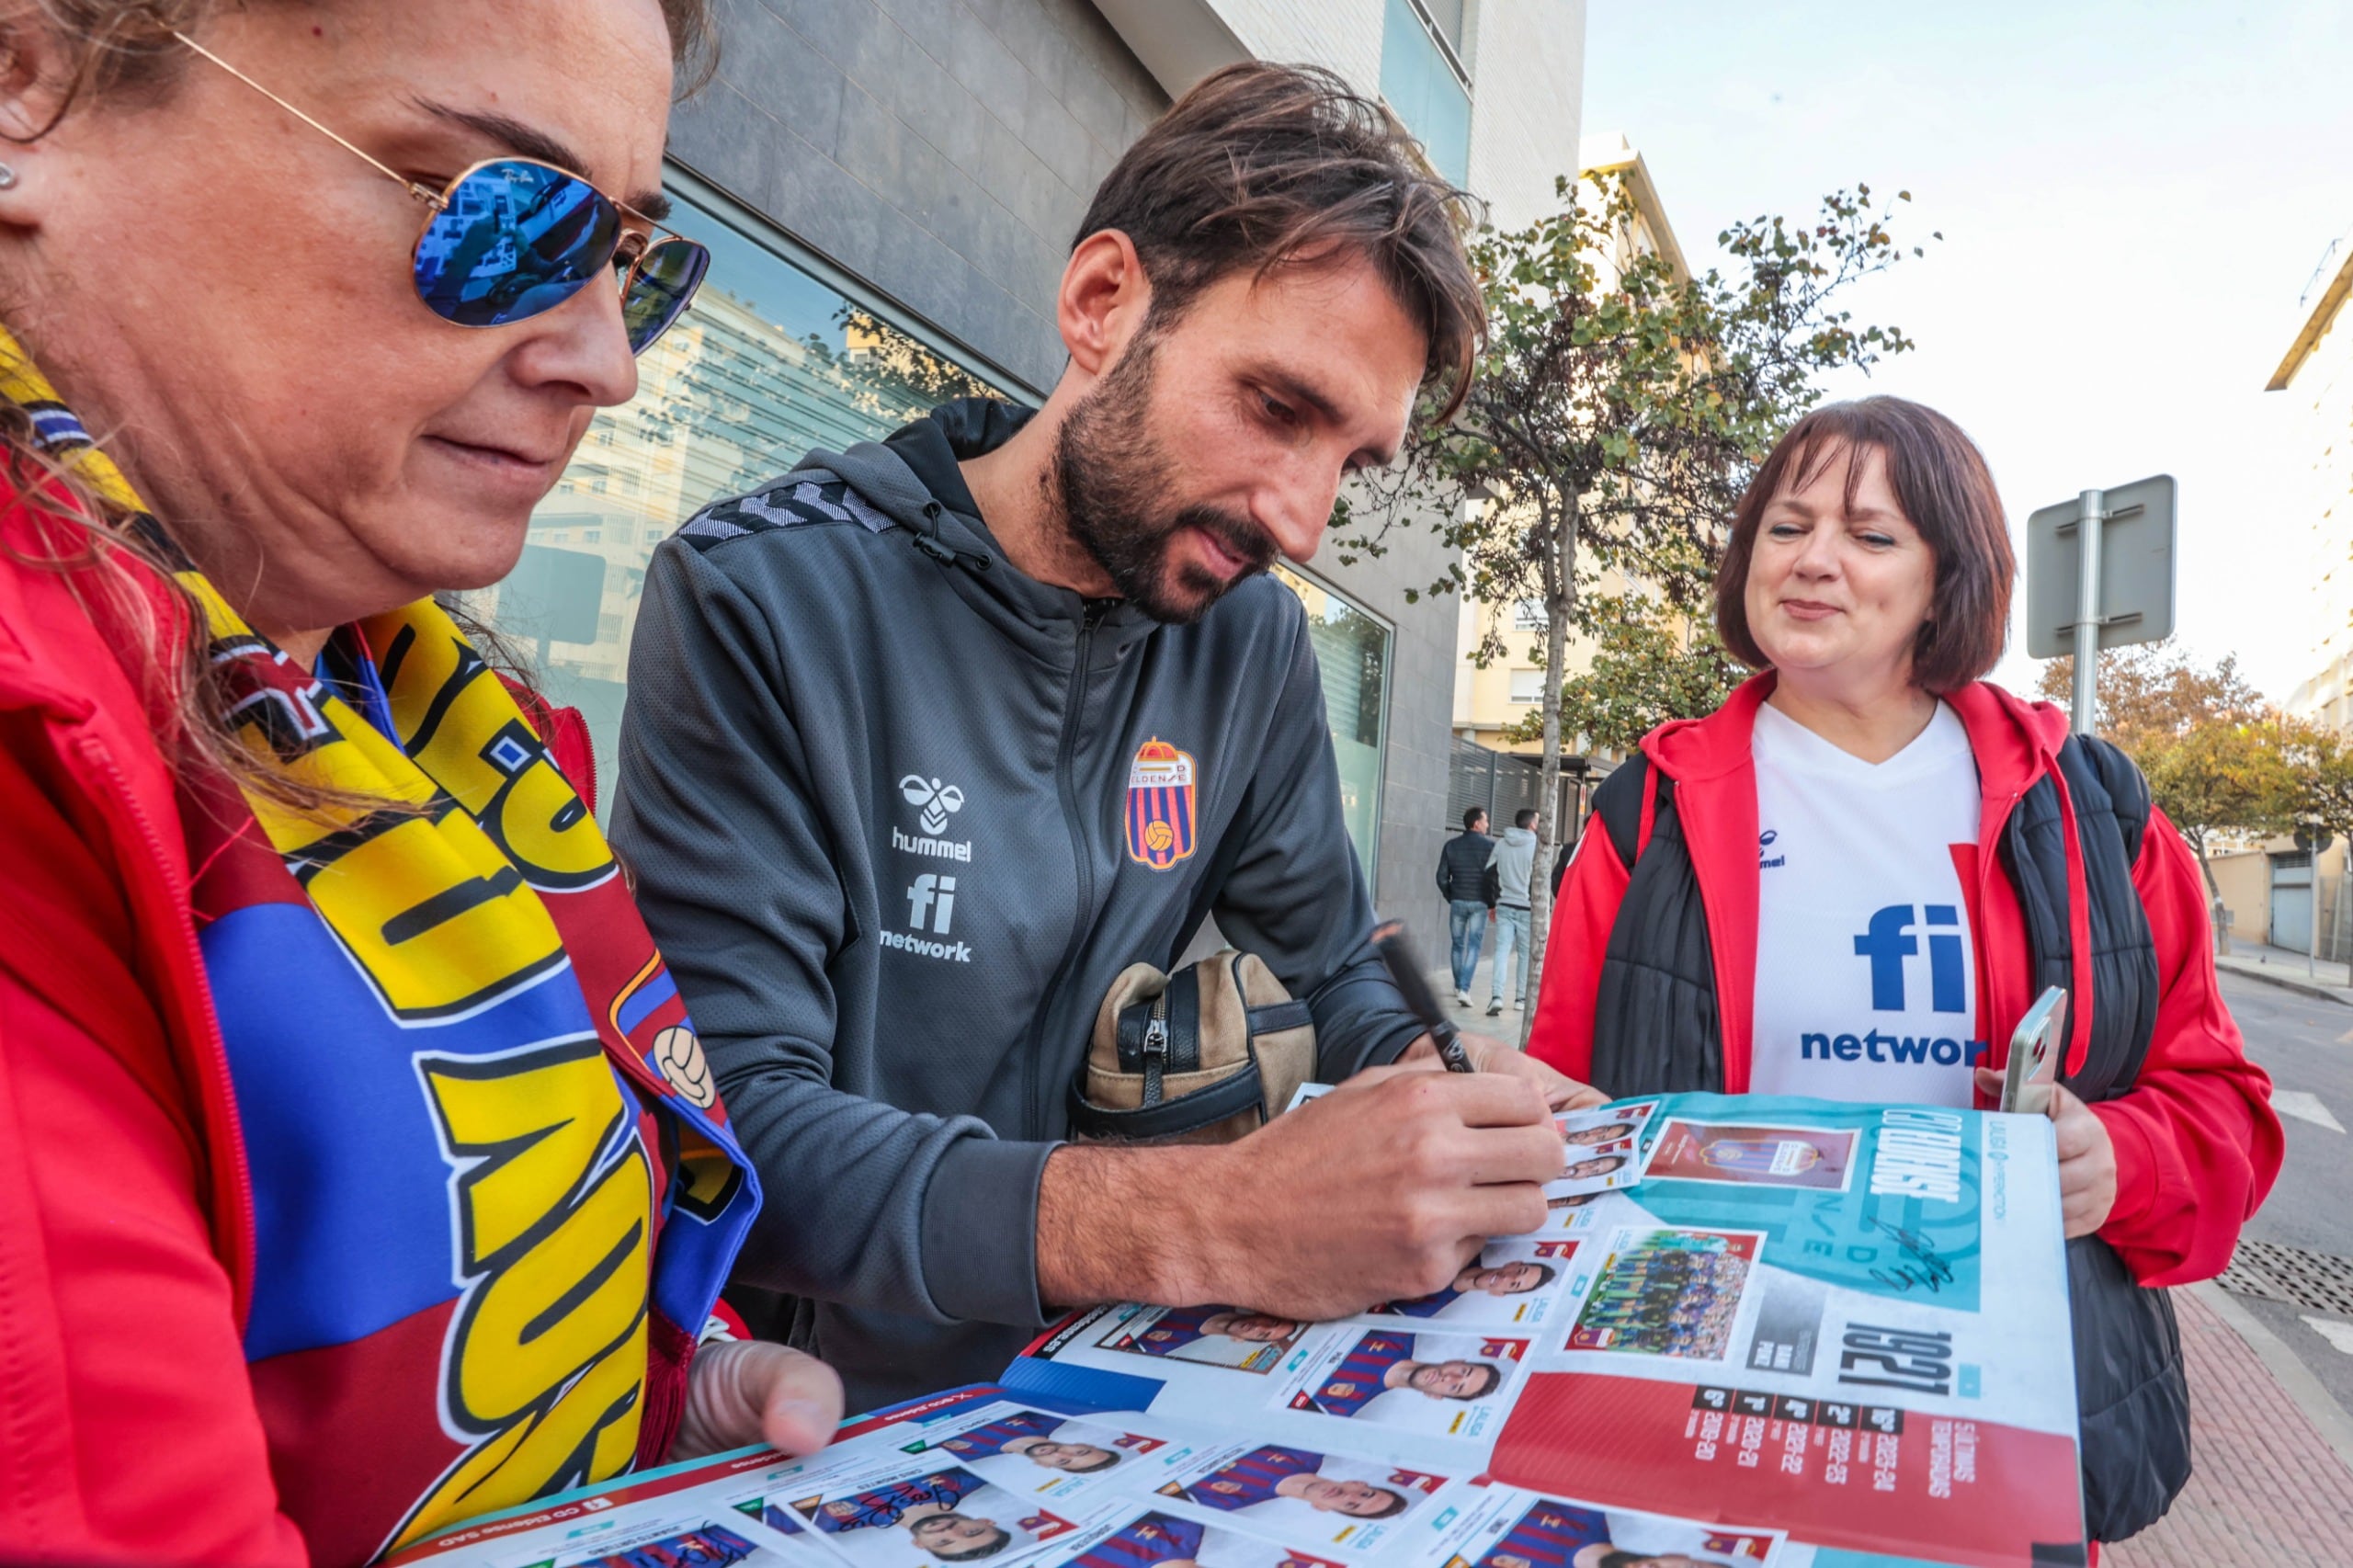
left=1485, top=811, right=1541, bottom=1017
left=612, top=64, right=1591, bottom=1410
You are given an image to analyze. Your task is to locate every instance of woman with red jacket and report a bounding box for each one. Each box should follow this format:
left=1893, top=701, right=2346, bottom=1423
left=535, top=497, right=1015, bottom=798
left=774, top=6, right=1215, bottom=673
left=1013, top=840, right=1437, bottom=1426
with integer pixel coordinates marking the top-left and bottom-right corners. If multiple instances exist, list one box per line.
left=1527, top=397, right=2279, bottom=1548
left=0, top=5, right=840, bottom=1565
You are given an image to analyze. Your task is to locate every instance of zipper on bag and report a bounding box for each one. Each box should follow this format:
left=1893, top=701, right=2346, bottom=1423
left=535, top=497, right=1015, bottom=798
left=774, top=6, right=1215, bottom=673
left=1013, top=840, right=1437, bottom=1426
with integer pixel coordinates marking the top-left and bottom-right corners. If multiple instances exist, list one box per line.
left=1142, top=993, right=1169, bottom=1106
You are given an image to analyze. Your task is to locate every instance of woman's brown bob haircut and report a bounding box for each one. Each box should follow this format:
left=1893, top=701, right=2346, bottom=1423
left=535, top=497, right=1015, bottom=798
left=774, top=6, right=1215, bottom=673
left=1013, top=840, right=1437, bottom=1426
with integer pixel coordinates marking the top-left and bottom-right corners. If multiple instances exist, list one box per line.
left=1074, top=62, right=1485, bottom=419
left=1716, top=396, right=2015, bottom=694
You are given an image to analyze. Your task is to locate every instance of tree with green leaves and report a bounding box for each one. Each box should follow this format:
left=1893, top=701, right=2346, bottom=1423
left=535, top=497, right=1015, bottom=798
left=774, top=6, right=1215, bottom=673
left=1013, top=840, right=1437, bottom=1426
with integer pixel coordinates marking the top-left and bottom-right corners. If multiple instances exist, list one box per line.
left=1347, top=171, right=1927, bottom=1042
left=2033, top=642, right=2288, bottom=892
left=2138, top=722, right=2294, bottom=895
left=1504, top=600, right=1745, bottom=757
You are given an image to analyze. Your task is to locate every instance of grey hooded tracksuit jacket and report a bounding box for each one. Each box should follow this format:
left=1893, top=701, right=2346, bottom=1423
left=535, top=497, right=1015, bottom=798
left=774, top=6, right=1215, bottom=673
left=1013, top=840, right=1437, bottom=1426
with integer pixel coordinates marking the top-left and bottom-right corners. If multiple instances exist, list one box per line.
left=1487, top=824, right=1540, bottom=909
left=612, top=399, right=1421, bottom=1410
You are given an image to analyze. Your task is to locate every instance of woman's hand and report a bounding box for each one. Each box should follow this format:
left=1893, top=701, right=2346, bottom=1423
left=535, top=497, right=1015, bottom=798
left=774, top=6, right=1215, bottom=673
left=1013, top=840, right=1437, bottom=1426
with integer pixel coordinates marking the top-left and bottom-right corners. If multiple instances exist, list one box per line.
left=2048, top=1085, right=2119, bottom=1238
left=673, top=1339, right=845, bottom=1461
left=1402, top=1030, right=1607, bottom=1111
left=1976, top=1071, right=2117, bottom=1238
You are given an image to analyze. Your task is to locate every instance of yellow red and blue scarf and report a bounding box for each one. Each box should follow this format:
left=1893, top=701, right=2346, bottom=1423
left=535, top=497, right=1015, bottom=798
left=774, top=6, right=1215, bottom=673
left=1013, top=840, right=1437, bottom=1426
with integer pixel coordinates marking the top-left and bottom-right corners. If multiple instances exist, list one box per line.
left=0, top=330, right=759, bottom=1563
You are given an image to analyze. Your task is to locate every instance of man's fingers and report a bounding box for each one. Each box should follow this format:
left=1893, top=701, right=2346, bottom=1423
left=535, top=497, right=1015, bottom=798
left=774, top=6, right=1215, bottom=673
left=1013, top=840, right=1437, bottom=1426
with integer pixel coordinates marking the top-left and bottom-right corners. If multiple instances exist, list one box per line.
left=1449, top=1182, right=1551, bottom=1244
left=1427, top=1070, right=1554, bottom=1129
left=1478, top=1049, right=1600, bottom=1110
left=1457, top=1122, right=1577, bottom=1187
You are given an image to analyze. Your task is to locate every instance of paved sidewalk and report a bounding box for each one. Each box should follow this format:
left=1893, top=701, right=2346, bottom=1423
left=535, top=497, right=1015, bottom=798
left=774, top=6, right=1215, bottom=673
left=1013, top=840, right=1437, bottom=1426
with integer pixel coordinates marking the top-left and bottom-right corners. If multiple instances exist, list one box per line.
left=2215, top=943, right=2353, bottom=1006
left=2105, top=1286, right=2353, bottom=1567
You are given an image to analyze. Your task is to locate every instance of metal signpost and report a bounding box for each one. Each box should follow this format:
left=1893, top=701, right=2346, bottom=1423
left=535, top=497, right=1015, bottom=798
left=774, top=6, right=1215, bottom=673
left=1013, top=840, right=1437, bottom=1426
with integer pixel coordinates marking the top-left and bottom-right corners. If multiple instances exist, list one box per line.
left=2295, top=825, right=2336, bottom=978
left=2026, top=474, right=2178, bottom=733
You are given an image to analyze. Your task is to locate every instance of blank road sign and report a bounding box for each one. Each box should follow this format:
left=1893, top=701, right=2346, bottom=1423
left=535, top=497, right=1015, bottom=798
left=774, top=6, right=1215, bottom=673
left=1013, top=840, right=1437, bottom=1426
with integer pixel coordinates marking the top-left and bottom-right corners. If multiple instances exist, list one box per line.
left=2025, top=474, right=2177, bottom=659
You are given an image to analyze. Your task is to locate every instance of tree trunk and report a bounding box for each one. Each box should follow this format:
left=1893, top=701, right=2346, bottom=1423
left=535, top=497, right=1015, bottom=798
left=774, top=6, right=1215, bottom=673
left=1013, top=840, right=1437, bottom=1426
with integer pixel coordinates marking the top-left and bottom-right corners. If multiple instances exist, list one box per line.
left=2183, top=830, right=2228, bottom=956
left=1520, top=493, right=1578, bottom=1049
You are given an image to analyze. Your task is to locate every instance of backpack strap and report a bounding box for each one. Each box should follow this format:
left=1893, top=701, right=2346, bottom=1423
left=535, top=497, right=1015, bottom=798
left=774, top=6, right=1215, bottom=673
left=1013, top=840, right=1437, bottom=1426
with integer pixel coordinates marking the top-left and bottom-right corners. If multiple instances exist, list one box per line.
left=1586, top=756, right=1721, bottom=1096
left=1593, top=756, right=1675, bottom=871
left=2003, top=734, right=2160, bottom=1105
left=2076, top=733, right=2152, bottom=865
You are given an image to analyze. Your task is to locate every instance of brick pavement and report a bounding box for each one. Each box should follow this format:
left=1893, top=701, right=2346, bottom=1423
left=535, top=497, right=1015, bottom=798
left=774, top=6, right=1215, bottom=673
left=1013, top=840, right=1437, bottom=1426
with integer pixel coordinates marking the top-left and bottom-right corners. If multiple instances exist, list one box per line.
left=2105, top=1289, right=2353, bottom=1568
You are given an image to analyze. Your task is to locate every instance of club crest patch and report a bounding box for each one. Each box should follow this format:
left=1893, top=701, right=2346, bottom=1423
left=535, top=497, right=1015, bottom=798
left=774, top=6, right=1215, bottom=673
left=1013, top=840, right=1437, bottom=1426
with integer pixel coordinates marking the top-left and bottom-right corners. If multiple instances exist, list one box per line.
left=1126, top=738, right=1198, bottom=871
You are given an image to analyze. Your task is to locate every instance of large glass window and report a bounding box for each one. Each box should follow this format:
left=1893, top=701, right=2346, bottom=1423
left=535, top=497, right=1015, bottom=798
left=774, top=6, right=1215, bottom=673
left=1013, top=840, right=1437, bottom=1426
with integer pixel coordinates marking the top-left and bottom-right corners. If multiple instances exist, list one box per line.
left=494, top=177, right=1013, bottom=775
left=1274, top=564, right=1392, bottom=881
left=1380, top=0, right=1472, bottom=186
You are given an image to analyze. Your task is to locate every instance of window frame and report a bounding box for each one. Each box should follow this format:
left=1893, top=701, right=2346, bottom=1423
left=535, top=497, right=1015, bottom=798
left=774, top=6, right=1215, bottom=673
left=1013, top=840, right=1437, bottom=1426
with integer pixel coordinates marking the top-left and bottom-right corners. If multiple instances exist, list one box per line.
left=1271, top=562, right=1394, bottom=885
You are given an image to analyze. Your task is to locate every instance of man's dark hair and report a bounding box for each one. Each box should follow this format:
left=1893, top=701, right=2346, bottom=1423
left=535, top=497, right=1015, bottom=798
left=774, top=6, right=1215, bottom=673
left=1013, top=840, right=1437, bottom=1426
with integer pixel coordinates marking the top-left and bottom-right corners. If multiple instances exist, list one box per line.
left=1443, top=1361, right=1506, bottom=1400
left=1063, top=1448, right=1122, bottom=1473
left=1514, top=809, right=1538, bottom=829
left=1363, top=1487, right=1413, bottom=1519
left=1716, top=396, right=2013, bottom=693
left=1518, top=1263, right=1558, bottom=1290
left=1463, top=806, right=1488, bottom=831
left=1074, top=62, right=1484, bottom=418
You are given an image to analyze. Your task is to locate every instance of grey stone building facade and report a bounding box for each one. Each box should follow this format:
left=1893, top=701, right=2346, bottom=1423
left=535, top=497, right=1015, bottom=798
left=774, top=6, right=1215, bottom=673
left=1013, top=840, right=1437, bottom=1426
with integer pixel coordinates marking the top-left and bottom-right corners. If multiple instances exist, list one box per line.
left=504, top=0, right=1585, bottom=966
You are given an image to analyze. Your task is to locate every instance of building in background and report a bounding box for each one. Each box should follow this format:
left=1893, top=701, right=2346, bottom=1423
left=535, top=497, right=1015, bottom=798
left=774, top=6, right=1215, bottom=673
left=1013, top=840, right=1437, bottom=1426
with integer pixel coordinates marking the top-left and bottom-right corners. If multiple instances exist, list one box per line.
left=1448, top=131, right=1687, bottom=829
left=2274, top=221, right=2353, bottom=736
left=2230, top=225, right=2353, bottom=956
left=484, top=0, right=1587, bottom=966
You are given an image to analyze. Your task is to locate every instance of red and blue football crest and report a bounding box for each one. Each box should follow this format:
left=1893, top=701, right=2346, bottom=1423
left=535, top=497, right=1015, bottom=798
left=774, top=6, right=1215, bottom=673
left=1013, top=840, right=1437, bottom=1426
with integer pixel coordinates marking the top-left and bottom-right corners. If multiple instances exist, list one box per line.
left=1126, top=738, right=1198, bottom=871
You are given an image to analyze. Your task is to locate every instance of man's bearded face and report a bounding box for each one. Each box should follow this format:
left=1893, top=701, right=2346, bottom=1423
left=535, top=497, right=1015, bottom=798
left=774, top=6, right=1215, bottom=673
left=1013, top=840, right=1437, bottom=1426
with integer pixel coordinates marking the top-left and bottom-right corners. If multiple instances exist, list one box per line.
left=1052, top=324, right=1279, bottom=625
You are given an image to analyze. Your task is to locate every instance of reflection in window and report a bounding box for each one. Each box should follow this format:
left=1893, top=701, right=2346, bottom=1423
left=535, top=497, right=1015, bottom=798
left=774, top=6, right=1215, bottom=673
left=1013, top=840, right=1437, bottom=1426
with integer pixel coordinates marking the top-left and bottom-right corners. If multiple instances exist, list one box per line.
left=494, top=183, right=1008, bottom=779
left=1274, top=564, right=1392, bottom=881
left=1381, top=0, right=1471, bottom=185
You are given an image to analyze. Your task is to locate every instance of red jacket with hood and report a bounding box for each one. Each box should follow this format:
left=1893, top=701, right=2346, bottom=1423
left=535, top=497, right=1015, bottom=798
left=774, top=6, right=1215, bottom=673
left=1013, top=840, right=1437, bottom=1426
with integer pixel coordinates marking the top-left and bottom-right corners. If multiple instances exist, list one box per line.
left=1527, top=675, right=2280, bottom=1287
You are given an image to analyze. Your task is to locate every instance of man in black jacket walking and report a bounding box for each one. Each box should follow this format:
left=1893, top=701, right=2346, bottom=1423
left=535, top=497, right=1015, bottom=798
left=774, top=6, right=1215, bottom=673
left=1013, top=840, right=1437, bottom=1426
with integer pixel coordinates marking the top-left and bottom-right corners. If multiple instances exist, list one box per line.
left=1435, top=808, right=1495, bottom=1006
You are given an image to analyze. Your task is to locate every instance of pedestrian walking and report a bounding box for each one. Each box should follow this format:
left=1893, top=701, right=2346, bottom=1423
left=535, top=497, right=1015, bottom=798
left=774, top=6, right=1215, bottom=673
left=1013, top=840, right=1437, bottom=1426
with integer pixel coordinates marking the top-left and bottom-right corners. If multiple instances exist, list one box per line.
left=1486, top=810, right=1542, bottom=1015
left=1436, top=808, right=1496, bottom=1006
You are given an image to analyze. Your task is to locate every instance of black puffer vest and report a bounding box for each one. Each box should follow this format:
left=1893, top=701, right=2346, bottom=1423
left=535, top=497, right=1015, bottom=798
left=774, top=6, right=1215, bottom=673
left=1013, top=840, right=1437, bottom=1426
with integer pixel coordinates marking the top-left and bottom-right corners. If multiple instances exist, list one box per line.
left=1586, top=731, right=2188, bottom=1545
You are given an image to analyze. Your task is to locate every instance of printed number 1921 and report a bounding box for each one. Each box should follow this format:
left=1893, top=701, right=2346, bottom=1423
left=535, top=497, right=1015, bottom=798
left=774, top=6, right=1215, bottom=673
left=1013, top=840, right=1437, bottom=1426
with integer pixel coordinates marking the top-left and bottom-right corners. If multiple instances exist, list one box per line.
left=1835, top=1324, right=1953, bottom=1398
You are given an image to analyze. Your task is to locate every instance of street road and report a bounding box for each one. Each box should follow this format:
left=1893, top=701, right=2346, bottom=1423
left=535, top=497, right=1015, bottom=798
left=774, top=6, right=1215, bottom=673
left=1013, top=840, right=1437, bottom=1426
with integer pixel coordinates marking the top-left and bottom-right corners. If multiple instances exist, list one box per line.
left=2218, top=971, right=2353, bottom=1421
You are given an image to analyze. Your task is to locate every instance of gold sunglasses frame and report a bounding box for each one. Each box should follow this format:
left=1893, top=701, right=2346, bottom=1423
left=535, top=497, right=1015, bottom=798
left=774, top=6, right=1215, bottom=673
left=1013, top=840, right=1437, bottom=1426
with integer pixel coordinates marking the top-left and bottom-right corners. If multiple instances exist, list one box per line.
left=170, top=30, right=706, bottom=344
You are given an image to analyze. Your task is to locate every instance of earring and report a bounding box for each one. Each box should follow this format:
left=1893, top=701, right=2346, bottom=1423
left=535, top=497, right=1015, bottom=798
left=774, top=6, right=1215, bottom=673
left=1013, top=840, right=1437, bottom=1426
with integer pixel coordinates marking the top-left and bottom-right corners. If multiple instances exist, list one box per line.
left=0, top=165, right=18, bottom=190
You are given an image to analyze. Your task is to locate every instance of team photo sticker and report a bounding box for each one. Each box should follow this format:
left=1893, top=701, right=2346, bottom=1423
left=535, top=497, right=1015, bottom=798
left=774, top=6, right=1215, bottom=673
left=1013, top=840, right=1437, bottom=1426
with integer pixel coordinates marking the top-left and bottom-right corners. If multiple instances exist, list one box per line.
left=1565, top=1228, right=1766, bottom=1363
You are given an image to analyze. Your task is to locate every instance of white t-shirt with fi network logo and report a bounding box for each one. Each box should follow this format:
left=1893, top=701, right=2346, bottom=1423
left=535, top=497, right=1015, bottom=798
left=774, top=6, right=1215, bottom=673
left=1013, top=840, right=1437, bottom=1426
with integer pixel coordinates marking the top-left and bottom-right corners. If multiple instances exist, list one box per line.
left=1746, top=700, right=1986, bottom=1108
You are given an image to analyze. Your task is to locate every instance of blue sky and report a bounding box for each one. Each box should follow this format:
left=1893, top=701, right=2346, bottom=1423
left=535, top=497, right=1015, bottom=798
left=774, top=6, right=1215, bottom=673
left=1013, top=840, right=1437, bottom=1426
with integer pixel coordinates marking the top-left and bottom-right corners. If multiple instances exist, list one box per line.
left=1580, top=0, right=2353, bottom=701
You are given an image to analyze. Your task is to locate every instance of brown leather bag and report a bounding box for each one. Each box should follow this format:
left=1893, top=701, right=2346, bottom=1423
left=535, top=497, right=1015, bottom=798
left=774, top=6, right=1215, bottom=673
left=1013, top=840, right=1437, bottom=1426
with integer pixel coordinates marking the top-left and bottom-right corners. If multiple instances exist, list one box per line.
left=1069, top=949, right=1317, bottom=1143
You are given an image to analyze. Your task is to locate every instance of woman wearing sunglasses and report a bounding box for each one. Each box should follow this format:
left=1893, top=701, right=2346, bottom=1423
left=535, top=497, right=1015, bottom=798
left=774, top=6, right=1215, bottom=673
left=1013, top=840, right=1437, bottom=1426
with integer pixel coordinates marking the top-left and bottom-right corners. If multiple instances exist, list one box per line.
left=0, top=5, right=840, bottom=1565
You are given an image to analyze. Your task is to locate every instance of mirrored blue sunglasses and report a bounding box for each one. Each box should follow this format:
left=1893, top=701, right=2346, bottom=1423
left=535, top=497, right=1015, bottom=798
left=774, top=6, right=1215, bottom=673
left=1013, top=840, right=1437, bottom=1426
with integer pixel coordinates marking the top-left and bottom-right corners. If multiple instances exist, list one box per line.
left=174, top=33, right=709, bottom=355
